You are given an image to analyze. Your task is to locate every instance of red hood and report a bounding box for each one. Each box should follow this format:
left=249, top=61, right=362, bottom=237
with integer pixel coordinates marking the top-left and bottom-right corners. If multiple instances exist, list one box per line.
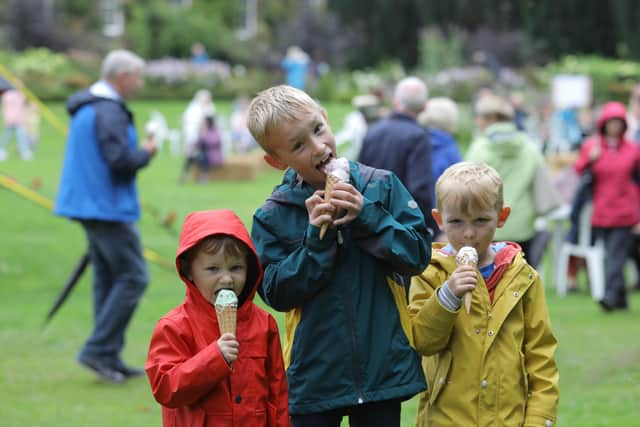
left=176, top=209, right=263, bottom=307
left=596, top=101, right=627, bottom=134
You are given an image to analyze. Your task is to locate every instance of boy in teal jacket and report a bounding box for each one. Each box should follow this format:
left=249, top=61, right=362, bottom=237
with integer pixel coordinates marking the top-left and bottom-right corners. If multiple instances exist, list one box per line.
left=247, top=85, right=431, bottom=426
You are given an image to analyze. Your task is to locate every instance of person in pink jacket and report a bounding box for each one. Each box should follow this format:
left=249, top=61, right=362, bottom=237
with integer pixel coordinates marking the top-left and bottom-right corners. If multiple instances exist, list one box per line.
left=146, top=209, right=289, bottom=426
left=575, top=101, right=640, bottom=311
left=0, top=88, right=32, bottom=160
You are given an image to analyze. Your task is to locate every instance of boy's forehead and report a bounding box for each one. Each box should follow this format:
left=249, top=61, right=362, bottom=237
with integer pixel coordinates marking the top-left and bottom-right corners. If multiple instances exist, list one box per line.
left=270, top=109, right=324, bottom=137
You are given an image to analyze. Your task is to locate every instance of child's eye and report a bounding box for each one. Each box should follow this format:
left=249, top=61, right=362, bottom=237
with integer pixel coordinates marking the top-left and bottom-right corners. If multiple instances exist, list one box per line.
left=314, top=123, right=323, bottom=134
left=207, top=266, right=219, bottom=272
left=292, top=141, right=303, bottom=152
left=231, top=265, right=245, bottom=272
left=474, top=218, right=490, bottom=225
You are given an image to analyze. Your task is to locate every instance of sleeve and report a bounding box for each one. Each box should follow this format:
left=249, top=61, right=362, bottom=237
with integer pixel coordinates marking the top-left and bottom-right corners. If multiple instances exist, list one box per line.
left=406, top=132, right=437, bottom=232
left=266, top=315, right=290, bottom=427
left=251, top=211, right=337, bottom=312
left=351, top=171, right=432, bottom=276
left=464, top=138, right=484, bottom=162
left=145, top=318, right=231, bottom=408
left=408, top=267, right=459, bottom=356
left=521, top=276, right=560, bottom=426
left=574, top=137, right=594, bottom=174
left=95, top=101, right=152, bottom=179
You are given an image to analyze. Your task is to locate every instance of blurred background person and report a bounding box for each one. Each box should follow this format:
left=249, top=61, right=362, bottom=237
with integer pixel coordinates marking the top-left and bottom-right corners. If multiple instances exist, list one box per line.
left=195, top=114, right=223, bottom=182
left=358, top=76, right=436, bottom=234
left=54, top=49, right=157, bottom=383
left=179, top=89, right=215, bottom=182
left=466, top=94, right=561, bottom=266
left=335, top=93, right=384, bottom=160
left=281, top=45, right=310, bottom=90
left=0, top=87, right=32, bottom=161
left=575, top=101, right=640, bottom=311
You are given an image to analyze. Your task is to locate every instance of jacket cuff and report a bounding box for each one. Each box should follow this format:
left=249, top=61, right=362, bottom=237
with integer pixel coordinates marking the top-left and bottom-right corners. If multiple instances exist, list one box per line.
left=437, top=282, right=462, bottom=311
left=304, top=222, right=337, bottom=251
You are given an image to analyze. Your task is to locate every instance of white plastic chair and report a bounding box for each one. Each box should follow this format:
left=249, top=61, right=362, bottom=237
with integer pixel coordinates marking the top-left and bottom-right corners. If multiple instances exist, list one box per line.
left=555, top=202, right=605, bottom=301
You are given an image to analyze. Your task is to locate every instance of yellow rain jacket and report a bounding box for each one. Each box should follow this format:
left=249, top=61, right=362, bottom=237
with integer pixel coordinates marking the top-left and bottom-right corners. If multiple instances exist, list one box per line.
left=409, top=242, right=559, bottom=427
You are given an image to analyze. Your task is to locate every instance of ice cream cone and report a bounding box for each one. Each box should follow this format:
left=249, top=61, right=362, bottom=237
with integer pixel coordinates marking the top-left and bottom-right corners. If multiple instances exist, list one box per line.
left=216, top=305, right=237, bottom=335
left=215, top=289, right=238, bottom=335
left=455, top=246, right=478, bottom=314
left=319, top=174, right=340, bottom=239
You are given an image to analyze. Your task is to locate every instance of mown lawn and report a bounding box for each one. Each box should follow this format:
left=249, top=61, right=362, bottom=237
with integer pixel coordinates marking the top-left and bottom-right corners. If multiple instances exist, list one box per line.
left=1, top=100, right=639, bottom=426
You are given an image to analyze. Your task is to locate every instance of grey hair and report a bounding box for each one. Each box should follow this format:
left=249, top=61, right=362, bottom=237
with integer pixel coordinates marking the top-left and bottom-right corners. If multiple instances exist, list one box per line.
left=394, top=76, right=428, bottom=116
left=101, top=50, right=145, bottom=80
left=418, top=97, right=459, bottom=134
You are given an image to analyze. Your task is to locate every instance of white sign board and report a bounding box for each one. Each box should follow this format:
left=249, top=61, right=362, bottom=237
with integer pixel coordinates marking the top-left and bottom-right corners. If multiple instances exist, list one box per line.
left=551, top=74, right=592, bottom=109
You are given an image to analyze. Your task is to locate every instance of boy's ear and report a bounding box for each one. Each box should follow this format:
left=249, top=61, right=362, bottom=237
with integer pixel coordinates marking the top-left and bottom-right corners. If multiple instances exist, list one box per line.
left=264, top=154, right=287, bottom=171
left=497, top=206, right=511, bottom=227
left=432, top=209, right=445, bottom=231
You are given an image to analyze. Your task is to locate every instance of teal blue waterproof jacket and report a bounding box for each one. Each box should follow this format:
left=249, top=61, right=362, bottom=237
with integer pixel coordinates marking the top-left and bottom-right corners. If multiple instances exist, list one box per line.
left=251, top=161, right=430, bottom=415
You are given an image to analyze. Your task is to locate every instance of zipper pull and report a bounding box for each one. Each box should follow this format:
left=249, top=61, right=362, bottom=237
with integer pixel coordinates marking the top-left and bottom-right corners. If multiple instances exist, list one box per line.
left=337, top=230, right=344, bottom=245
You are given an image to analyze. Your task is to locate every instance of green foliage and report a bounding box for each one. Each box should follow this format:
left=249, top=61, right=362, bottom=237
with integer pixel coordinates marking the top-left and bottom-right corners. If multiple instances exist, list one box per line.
left=125, top=1, right=232, bottom=60
left=0, top=48, right=93, bottom=100
left=418, top=28, right=465, bottom=74
left=542, top=55, right=640, bottom=103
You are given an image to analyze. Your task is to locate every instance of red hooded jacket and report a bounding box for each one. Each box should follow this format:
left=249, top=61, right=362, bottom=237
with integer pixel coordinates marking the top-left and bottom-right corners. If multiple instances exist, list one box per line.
left=575, top=102, right=640, bottom=227
left=146, top=209, right=289, bottom=426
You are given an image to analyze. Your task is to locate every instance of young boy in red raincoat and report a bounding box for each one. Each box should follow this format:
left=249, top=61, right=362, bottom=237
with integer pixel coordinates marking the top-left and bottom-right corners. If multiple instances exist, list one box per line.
left=146, top=209, right=289, bottom=426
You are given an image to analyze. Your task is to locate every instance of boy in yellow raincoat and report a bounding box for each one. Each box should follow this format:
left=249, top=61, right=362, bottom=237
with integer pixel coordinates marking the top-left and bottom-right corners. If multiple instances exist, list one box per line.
left=409, top=162, right=559, bottom=427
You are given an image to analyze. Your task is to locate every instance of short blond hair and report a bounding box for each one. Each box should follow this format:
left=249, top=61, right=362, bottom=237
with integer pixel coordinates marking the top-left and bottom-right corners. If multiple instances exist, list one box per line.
left=474, top=94, right=514, bottom=121
left=247, top=85, right=321, bottom=151
left=435, top=162, right=503, bottom=216
left=418, top=97, right=459, bottom=133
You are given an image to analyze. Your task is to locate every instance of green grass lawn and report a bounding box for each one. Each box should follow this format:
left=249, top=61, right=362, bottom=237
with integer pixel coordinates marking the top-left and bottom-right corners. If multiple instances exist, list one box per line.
left=1, top=100, right=640, bottom=426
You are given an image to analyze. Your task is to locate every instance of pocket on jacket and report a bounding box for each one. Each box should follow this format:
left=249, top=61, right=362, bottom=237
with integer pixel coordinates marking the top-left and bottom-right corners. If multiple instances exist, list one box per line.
left=424, top=351, right=452, bottom=405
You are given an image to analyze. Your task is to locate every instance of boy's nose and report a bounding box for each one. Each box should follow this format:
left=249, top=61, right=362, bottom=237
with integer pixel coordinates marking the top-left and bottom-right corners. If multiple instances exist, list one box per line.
left=310, top=136, right=326, bottom=154
left=463, top=225, right=475, bottom=240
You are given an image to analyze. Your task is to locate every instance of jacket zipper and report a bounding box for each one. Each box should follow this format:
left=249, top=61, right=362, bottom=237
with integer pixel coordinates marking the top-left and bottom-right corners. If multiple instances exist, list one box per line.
left=339, top=230, right=364, bottom=404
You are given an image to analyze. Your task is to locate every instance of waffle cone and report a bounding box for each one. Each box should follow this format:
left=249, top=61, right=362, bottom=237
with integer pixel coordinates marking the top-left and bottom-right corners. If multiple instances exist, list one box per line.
left=319, top=174, right=341, bottom=239
left=456, top=249, right=477, bottom=315
left=216, top=305, right=237, bottom=335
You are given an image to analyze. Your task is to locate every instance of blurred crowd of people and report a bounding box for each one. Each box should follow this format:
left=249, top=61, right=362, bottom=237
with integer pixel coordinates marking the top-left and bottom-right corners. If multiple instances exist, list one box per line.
left=335, top=76, right=640, bottom=313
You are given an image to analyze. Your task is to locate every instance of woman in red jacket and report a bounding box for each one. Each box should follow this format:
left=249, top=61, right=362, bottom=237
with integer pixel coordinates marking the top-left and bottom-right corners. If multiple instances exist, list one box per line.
left=146, top=209, right=289, bottom=426
left=575, top=102, right=640, bottom=311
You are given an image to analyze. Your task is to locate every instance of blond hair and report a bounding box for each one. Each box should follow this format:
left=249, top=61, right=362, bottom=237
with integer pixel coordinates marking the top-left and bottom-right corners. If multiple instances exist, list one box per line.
left=435, top=162, right=503, bottom=216
left=474, top=94, right=514, bottom=121
left=246, top=85, right=321, bottom=151
left=418, top=97, right=459, bottom=133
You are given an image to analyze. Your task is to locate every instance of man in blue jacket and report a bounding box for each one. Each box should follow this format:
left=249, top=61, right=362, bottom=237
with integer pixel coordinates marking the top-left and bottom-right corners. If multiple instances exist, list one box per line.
left=54, top=49, right=157, bottom=383
left=358, top=77, right=436, bottom=233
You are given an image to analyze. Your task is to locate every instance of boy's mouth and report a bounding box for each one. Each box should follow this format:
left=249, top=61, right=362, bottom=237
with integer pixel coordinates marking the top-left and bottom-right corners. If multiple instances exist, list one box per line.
left=317, top=154, right=334, bottom=174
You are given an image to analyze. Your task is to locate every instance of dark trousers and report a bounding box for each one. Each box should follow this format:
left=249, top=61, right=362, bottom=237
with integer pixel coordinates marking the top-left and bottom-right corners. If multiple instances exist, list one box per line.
left=79, top=220, right=149, bottom=364
left=594, top=226, right=632, bottom=308
left=290, top=399, right=401, bottom=427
